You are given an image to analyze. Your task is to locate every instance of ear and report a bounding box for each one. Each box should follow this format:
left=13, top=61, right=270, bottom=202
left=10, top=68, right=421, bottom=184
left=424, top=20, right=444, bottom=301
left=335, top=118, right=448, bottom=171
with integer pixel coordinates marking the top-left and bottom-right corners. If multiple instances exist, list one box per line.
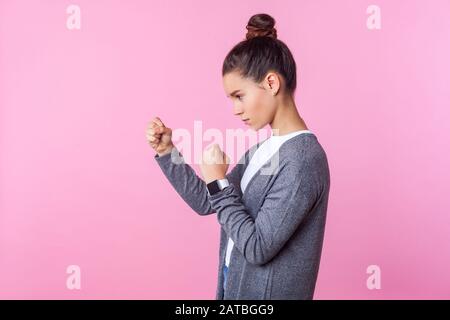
left=263, top=72, right=280, bottom=95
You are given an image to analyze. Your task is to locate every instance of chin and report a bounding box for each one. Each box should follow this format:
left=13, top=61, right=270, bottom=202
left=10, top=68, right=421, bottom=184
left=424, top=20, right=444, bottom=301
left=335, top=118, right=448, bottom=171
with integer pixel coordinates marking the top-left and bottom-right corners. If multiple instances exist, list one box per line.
left=252, top=123, right=263, bottom=131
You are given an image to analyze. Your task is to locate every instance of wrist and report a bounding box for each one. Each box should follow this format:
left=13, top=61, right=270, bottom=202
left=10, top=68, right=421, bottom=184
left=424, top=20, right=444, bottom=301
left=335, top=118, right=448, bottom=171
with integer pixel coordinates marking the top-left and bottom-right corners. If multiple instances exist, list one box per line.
left=157, top=144, right=174, bottom=157
left=206, top=178, right=230, bottom=196
left=205, top=175, right=226, bottom=184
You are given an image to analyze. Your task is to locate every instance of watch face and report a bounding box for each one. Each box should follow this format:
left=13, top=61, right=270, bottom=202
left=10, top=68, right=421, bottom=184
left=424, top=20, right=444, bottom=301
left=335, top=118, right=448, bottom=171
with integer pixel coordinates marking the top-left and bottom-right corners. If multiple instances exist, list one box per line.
left=207, top=180, right=221, bottom=195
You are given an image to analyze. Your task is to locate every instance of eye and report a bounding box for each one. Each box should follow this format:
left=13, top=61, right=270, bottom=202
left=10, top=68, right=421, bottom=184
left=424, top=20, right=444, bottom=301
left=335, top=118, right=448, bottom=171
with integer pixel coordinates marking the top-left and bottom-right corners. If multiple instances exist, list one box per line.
left=236, top=95, right=243, bottom=101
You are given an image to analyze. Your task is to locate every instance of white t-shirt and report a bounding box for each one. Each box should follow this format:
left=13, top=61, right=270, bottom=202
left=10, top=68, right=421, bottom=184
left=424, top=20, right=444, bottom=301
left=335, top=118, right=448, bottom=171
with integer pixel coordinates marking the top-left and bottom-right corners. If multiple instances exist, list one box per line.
left=224, top=129, right=313, bottom=267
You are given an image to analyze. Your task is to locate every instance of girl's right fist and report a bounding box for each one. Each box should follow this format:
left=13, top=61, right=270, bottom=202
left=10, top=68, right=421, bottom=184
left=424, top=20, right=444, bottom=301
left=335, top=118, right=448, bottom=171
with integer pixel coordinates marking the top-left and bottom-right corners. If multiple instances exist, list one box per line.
left=146, top=117, right=174, bottom=156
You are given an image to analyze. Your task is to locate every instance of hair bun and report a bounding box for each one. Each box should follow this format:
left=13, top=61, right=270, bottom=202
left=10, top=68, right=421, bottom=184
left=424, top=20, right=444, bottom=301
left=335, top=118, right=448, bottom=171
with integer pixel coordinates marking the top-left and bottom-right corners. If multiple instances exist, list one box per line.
left=246, top=13, right=277, bottom=40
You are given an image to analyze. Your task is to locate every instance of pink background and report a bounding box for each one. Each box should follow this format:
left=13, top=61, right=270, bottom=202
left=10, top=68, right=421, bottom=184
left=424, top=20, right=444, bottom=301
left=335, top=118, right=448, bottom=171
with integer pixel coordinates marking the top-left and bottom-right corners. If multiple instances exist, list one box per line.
left=1, top=0, right=450, bottom=299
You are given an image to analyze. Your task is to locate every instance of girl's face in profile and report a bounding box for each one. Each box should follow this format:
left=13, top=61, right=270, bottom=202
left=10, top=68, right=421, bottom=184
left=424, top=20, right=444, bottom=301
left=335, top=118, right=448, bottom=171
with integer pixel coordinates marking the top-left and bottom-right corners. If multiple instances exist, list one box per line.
left=223, top=71, right=277, bottom=131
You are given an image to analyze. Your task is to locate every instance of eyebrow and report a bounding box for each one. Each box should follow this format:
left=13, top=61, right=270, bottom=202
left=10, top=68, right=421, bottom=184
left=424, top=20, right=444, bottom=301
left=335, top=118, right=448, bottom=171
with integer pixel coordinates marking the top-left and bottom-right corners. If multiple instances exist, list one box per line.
left=227, top=89, right=242, bottom=97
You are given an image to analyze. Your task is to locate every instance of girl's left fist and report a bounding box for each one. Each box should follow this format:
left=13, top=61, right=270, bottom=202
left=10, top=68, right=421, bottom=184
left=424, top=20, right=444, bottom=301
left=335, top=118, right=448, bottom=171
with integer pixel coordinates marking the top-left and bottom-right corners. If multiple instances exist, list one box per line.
left=200, top=144, right=230, bottom=184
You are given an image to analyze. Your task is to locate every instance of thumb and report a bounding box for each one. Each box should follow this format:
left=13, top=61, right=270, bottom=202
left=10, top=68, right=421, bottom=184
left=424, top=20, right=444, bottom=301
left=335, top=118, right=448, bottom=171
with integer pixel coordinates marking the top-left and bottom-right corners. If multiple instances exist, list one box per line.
left=223, top=152, right=231, bottom=165
left=156, top=126, right=171, bottom=135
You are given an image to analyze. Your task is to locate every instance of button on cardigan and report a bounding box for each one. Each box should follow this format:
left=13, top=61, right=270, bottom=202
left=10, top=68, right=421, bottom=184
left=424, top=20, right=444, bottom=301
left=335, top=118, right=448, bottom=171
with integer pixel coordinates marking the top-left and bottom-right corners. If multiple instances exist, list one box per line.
left=154, top=132, right=330, bottom=299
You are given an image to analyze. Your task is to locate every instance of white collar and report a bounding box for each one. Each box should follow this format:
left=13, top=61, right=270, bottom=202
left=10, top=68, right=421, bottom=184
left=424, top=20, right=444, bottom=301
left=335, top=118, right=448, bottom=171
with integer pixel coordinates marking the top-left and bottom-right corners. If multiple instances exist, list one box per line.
left=269, top=129, right=312, bottom=140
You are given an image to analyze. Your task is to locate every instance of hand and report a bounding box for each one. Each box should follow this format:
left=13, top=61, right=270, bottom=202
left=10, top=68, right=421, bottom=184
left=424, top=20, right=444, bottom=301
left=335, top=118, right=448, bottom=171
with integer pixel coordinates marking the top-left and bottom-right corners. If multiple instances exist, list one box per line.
left=146, top=116, right=174, bottom=156
left=200, top=143, right=230, bottom=184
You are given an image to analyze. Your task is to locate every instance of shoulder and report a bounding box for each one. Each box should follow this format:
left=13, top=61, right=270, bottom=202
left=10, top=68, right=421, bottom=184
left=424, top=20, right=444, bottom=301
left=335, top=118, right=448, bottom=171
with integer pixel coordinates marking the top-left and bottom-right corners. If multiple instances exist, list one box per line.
left=281, top=134, right=327, bottom=164
left=278, top=134, right=330, bottom=184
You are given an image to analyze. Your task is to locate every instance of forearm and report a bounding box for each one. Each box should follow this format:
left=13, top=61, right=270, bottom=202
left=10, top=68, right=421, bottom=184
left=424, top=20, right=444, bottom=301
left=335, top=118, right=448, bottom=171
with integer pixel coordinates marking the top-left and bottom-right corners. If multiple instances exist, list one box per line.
left=155, top=147, right=215, bottom=216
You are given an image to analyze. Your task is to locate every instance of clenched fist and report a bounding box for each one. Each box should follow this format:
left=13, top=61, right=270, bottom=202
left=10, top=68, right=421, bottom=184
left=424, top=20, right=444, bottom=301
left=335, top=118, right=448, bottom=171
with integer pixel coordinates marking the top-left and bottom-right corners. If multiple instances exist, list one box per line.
left=200, top=143, right=230, bottom=184
left=146, top=117, right=174, bottom=157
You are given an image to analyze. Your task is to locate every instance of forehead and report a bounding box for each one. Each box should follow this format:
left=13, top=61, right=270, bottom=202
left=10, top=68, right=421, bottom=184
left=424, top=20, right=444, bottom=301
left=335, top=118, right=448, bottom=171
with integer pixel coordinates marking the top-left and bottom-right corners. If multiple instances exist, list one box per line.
left=223, top=71, right=252, bottom=96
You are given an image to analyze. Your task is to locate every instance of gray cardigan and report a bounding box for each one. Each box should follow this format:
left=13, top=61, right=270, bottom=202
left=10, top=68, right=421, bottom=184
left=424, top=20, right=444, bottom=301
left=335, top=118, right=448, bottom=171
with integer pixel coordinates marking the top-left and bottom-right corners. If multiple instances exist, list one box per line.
left=154, top=132, right=330, bottom=299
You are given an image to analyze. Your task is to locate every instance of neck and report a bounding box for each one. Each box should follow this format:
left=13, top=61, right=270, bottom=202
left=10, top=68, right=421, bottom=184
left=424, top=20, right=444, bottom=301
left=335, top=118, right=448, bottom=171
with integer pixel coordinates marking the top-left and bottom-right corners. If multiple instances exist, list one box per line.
left=270, top=96, right=308, bottom=136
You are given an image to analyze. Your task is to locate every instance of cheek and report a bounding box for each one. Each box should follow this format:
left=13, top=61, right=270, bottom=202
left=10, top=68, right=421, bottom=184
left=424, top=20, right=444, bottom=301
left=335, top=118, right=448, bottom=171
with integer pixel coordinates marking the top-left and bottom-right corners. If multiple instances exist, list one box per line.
left=249, top=93, right=273, bottom=119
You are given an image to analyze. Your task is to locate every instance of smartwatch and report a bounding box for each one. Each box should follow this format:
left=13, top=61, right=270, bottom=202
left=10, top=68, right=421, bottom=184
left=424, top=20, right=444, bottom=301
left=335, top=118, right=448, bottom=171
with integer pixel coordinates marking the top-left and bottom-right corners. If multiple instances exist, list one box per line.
left=206, top=178, right=230, bottom=196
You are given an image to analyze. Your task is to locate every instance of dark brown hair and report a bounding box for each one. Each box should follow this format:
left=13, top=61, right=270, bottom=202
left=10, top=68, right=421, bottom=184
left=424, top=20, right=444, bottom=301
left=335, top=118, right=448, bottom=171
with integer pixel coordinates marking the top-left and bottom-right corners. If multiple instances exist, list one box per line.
left=222, top=13, right=297, bottom=96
